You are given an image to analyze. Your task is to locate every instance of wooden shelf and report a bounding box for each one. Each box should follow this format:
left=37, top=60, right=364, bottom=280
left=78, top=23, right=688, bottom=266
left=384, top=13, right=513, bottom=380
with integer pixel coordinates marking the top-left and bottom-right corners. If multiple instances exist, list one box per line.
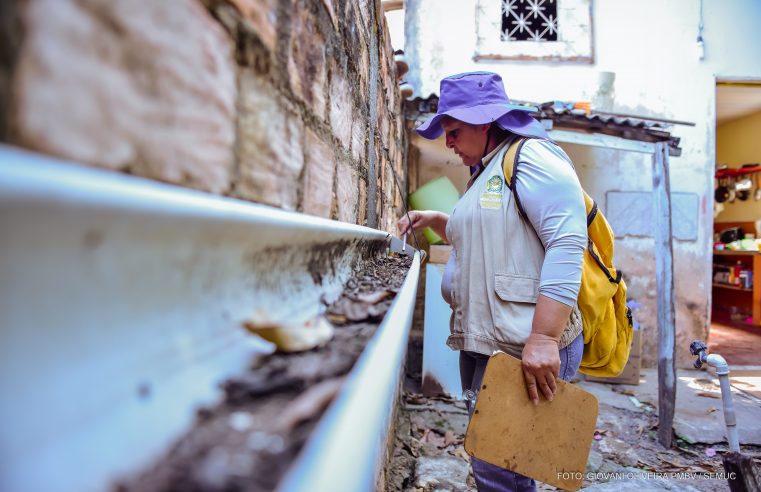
left=713, top=222, right=761, bottom=326
left=712, top=247, right=761, bottom=325
left=713, top=250, right=760, bottom=256
left=712, top=282, right=753, bottom=292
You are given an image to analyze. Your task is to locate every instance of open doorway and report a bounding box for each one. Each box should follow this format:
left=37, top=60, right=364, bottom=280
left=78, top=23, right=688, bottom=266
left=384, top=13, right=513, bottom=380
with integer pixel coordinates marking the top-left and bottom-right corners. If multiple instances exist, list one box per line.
left=709, top=80, right=761, bottom=372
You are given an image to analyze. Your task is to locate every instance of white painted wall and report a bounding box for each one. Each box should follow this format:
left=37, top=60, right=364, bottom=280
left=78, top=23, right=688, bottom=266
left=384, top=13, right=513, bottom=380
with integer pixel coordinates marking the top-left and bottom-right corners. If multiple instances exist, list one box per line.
left=405, top=0, right=761, bottom=367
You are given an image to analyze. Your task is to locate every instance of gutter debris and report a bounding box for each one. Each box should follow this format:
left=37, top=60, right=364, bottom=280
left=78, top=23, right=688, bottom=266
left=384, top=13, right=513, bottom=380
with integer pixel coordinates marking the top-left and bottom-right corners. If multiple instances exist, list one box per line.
left=117, top=253, right=411, bottom=492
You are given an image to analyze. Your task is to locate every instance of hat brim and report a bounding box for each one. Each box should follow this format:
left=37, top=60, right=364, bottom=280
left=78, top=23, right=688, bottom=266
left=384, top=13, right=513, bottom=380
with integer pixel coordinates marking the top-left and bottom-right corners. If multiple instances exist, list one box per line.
left=494, top=110, right=549, bottom=140
left=416, top=103, right=536, bottom=139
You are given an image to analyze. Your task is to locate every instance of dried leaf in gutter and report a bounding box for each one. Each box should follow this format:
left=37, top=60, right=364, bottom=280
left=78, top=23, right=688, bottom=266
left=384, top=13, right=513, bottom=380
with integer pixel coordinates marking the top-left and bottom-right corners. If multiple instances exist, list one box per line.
left=352, top=290, right=392, bottom=304
left=327, top=296, right=390, bottom=322
left=275, top=377, right=345, bottom=432
left=243, top=314, right=334, bottom=353
left=326, top=313, right=348, bottom=324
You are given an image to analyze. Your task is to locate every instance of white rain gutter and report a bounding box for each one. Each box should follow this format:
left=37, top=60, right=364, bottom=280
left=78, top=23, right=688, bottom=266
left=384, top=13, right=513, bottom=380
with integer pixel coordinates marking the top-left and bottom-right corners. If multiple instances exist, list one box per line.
left=279, top=243, right=420, bottom=492
left=0, top=145, right=418, bottom=492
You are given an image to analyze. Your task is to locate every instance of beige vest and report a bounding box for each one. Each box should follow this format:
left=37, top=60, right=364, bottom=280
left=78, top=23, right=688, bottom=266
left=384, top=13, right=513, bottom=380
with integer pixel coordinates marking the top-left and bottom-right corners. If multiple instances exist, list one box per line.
left=445, top=139, right=582, bottom=357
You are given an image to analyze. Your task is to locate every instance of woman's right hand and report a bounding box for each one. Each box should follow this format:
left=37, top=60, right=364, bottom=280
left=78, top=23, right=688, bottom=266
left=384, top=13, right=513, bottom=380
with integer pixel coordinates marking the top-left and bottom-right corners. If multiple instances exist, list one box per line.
left=397, top=210, right=449, bottom=242
left=397, top=210, right=426, bottom=235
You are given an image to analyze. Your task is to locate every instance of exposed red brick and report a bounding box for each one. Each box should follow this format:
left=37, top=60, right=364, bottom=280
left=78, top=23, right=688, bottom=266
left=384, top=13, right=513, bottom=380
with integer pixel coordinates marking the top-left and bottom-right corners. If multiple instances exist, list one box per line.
left=351, top=111, right=367, bottom=163
left=356, top=0, right=372, bottom=34
left=301, top=129, right=336, bottom=218
left=287, top=1, right=327, bottom=120
left=335, top=159, right=358, bottom=223
left=236, top=72, right=304, bottom=210
left=358, top=34, right=370, bottom=96
left=358, top=177, right=368, bottom=225
left=320, top=0, right=338, bottom=30
left=377, top=91, right=391, bottom=148
left=381, top=31, right=398, bottom=115
left=343, top=1, right=368, bottom=96
left=226, top=0, right=278, bottom=51
left=13, top=0, right=236, bottom=194
left=329, top=72, right=353, bottom=149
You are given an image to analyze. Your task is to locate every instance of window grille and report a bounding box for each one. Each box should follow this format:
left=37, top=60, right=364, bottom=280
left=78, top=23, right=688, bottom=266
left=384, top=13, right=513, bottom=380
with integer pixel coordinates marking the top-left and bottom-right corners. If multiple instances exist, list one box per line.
left=475, top=0, right=592, bottom=63
left=501, top=0, right=558, bottom=42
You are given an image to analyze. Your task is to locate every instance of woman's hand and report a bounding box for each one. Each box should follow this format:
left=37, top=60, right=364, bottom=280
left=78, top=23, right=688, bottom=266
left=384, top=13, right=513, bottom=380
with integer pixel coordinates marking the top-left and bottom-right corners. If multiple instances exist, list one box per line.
left=521, top=295, right=572, bottom=404
left=397, top=210, right=426, bottom=235
left=521, top=333, right=560, bottom=405
left=397, top=210, right=449, bottom=242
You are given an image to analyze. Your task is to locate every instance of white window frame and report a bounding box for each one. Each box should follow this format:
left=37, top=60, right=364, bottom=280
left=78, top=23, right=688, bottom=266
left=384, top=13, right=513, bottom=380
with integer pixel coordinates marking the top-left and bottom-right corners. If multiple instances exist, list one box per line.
left=475, top=0, right=594, bottom=63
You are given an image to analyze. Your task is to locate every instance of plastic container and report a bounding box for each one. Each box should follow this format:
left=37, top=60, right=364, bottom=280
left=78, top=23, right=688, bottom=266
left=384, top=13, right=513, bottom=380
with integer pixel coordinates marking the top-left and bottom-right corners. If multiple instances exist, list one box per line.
left=408, top=176, right=460, bottom=245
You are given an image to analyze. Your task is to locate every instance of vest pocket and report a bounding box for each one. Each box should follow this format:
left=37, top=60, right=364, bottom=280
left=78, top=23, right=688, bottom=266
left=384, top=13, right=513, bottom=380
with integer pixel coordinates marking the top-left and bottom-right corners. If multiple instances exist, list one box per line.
left=494, top=273, right=540, bottom=304
left=490, top=273, right=539, bottom=343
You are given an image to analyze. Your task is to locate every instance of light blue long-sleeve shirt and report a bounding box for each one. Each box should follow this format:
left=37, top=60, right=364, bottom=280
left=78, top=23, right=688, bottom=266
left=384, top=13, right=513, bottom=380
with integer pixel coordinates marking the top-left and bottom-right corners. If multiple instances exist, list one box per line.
left=514, top=138, right=586, bottom=306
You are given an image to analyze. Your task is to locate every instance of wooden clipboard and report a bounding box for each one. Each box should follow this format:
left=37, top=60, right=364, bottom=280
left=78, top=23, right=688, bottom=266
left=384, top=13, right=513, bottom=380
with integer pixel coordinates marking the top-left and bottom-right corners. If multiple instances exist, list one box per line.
left=463, top=352, right=598, bottom=491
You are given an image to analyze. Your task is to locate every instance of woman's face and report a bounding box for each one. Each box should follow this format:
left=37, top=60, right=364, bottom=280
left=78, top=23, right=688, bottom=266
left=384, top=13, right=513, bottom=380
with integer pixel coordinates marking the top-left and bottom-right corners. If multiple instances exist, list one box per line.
left=441, top=118, right=489, bottom=167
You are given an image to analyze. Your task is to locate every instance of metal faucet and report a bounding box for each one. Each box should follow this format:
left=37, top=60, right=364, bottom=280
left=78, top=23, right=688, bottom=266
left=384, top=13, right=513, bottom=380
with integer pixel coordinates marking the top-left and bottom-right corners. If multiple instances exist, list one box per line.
left=690, top=340, right=740, bottom=453
left=689, top=340, right=761, bottom=492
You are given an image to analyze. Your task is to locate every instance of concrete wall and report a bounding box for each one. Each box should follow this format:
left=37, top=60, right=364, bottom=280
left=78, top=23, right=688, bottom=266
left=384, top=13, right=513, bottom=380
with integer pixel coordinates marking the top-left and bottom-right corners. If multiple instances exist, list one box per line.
left=716, top=110, right=761, bottom=224
left=0, top=0, right=406, bottom=234
left=404, top=0, right=761, bottom=367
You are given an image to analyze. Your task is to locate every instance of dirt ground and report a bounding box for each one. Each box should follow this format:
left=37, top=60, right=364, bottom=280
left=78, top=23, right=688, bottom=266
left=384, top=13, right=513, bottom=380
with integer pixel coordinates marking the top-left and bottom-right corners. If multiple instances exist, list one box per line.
left=117, top=252, right=411, bottom=492
left=387, top=345, right=761, bottom=492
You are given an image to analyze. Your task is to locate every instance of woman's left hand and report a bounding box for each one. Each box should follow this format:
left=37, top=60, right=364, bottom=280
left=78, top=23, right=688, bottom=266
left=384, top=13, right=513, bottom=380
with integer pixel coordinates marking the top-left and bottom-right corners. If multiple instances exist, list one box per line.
left=521, top=333, right=560, bottom=405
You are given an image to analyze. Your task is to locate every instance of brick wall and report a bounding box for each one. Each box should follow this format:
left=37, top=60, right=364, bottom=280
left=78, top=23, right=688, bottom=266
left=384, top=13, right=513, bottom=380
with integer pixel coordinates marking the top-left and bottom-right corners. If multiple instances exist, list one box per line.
left=1, top=0, right=406, bottom=233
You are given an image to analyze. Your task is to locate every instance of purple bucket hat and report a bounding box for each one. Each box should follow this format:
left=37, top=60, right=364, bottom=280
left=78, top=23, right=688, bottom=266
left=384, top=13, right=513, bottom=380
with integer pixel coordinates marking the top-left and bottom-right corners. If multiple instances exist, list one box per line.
left=416, top=71, right=548, bottom=140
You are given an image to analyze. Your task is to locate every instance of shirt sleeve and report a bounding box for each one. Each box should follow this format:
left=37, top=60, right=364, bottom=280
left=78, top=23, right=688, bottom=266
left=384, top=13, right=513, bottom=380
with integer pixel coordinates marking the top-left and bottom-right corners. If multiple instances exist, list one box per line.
left=513, top=139, right=587, bottom=307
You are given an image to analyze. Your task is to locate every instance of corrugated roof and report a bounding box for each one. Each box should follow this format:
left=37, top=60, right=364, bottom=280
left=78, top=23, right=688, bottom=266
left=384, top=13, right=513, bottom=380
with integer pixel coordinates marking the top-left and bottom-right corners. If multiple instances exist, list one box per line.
left=405, top=97, right=686, bottom=156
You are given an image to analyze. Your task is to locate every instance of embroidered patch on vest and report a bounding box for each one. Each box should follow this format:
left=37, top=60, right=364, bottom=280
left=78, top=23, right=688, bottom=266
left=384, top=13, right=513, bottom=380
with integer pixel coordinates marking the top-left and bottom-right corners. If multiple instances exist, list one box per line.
left=479, top=175, right=503, bottom=209
left=486, top=175, right=503, bottom=193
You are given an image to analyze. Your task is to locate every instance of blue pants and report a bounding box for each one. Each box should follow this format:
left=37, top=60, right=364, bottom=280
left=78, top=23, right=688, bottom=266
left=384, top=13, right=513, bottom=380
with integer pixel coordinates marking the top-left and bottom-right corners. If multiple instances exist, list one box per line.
left=459, top=334, right=584, bottom=492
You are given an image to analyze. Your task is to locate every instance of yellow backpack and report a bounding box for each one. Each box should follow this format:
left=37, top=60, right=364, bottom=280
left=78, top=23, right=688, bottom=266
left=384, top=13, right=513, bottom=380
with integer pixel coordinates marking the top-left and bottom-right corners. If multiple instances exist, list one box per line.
left=503, top=137, right=633, bottom=377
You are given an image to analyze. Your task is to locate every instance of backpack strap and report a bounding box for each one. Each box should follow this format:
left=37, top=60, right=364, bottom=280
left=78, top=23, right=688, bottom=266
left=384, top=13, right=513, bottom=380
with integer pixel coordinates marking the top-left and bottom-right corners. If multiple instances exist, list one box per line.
left=502, top=137, right=619, bottom=286
left=502, top=137, right=532, bottom=221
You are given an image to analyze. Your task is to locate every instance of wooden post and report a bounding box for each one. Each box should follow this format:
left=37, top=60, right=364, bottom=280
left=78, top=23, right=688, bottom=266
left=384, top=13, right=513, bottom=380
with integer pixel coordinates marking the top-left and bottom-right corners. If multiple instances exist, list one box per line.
left=652, top=141, right=677, bottom=448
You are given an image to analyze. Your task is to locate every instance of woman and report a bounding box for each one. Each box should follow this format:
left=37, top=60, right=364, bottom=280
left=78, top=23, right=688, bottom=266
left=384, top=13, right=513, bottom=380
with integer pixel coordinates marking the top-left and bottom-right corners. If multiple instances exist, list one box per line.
left=398, top=72, right=587, bottom=491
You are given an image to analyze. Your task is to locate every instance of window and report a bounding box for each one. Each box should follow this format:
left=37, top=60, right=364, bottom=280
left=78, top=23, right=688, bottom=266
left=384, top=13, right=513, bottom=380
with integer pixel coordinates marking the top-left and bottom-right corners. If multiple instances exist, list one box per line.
left=501, top=0, right=558, bottom=42
left=476, top=0, right=593, bottom=63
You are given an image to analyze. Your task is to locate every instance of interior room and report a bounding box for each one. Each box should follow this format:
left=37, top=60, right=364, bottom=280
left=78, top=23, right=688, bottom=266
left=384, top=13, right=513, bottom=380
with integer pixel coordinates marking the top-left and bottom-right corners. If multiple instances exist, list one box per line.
left=709, top=81, right=761, bottom=369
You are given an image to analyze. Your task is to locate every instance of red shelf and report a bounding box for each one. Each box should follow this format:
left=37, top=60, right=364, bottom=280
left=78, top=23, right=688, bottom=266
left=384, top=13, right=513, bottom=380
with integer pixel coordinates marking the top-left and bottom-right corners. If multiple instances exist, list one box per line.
left=715, top=165, right=761, bottom=178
